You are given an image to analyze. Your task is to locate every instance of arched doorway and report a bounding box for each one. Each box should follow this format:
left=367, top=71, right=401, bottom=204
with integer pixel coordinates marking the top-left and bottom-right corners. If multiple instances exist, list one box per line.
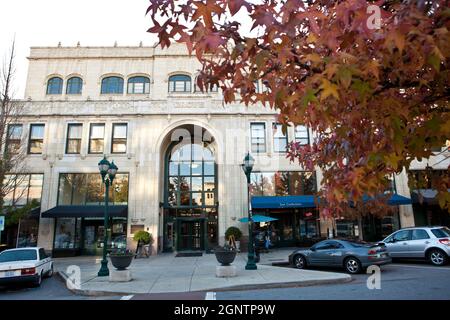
left=162, top=125, right=218, bottom=252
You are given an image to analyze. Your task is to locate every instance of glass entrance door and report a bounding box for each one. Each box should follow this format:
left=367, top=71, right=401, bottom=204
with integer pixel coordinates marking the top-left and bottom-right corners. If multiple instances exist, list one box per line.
left=177, top=220, right=204, bottom=251
left=81, top=220, right=104, bottom=255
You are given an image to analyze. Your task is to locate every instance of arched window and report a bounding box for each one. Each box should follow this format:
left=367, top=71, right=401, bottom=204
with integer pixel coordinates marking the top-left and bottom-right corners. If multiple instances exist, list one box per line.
left=46, top=77, right=63, bottom=95
left=127, top=76, right=150, bottom=94
left=66, top=77, right=83, bottom=95
left=168, top=74, right=191, bottom=93
left=101, top=76, right=124, bottom=94
left=194, top=76, right=218, bottom=93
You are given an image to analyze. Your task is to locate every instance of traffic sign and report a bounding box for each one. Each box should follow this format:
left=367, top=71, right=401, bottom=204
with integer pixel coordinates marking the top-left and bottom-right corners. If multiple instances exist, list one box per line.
left=0, top=216, right=5, bottom=231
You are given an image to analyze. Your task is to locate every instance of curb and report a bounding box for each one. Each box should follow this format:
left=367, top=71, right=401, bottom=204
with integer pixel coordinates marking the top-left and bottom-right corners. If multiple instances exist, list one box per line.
left=56, top=271, right=132, bottom=297
left=56, top=270, right=352, bottom=297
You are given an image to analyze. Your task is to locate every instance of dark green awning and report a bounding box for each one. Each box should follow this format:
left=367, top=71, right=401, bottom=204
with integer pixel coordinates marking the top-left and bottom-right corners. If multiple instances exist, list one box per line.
left=41, top=205, right=128, bottom=218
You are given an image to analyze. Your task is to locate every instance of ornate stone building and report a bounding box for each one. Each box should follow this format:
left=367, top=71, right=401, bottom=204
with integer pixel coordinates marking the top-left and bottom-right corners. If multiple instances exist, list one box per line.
left=4, top=43, right=446, bottom=256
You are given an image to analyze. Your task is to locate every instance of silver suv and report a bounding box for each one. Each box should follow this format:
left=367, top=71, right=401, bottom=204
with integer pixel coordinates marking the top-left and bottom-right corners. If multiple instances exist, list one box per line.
left=382, top=226, right=450, bottom=266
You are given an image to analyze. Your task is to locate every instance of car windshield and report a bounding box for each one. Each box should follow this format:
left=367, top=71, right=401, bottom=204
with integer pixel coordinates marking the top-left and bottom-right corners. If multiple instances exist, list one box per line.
left=0, top=250, right=37, bottom=263
left=431, top=227, right=450, bottom=238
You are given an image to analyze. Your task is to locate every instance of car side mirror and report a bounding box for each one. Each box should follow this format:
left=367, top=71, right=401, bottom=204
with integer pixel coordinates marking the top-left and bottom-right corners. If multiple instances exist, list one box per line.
left=391, top=239, right=397, bottom=243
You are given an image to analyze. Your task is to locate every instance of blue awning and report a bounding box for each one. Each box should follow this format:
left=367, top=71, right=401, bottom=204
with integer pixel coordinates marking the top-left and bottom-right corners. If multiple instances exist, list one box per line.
left=251, top=194, right=411, bottom=209
left=387, top=194, right=412, bottom=205
left=361, top=194, right=412, bottom=205
left=239, top=215, right=278, bottom=223
left=251, top=195, right=318, bottom=209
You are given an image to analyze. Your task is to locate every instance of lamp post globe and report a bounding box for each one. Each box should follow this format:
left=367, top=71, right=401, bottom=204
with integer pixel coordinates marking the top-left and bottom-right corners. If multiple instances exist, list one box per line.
left=98, top=157, right=110, bottom=179
left=242, top=152, right=257, bottom=270
left=108, top=161, right=118, bottom=181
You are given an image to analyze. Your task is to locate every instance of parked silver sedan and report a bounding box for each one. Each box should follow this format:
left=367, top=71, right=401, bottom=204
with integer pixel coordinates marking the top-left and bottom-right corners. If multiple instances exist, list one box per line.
left=381, top=226, right=450, bottom=266
left=289, top=239, right=391, bottom=274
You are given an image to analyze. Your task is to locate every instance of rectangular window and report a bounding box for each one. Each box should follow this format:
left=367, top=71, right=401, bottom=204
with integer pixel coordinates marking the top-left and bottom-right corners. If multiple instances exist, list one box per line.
left=88, top=124, right=105, bottom=154
left=294, top=125, right=309, bottom=145
left=111, top=123, right=127, bottom=154
left=250, top=171, right=317, bottom=196
left=28, top=124, right=45, bottom=154
left=273, top=123, right=288, bottom=153
left=66, top=124, right=82, bottom=154
left=250, top=123, right=266, bottom=153
left=6, top=124, right=22, bottom=154
left=2, top=174, right=44, bottom=207
left=57, top=173, right=129, bottom=206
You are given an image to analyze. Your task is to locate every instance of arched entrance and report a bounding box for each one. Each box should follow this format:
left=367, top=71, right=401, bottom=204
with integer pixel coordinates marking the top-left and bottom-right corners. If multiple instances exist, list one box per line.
left=161, top=125, right=218, bottom=252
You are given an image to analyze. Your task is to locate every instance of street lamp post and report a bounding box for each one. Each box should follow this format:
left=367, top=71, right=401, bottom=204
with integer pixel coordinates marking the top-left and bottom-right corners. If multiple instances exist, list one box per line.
left=97, top=157, right=118, bottom=277
left=242, top=152, right=257, bottom=270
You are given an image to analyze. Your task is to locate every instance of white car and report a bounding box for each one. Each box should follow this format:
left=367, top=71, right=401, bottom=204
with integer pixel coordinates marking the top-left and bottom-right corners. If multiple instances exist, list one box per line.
left=0, top=247, right=53, bottom=287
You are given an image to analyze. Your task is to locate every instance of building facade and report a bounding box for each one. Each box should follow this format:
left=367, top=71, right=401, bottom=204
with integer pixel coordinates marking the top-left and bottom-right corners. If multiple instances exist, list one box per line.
left=3, top=44, right=448, bottom=256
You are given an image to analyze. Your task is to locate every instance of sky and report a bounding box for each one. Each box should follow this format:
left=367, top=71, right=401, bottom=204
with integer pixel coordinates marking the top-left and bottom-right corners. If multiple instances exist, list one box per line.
left=0, top=0, right=157, bottom=98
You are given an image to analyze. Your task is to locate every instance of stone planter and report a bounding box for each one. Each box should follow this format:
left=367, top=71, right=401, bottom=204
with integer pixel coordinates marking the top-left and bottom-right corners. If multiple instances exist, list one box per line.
left=214, top=250, right=237, bottom=266
left=109, top=254, right=134, bottom=270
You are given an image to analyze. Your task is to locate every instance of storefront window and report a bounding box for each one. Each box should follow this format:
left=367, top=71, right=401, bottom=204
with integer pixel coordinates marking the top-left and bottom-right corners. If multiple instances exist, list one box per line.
left=336, top=219, right=358, bottom=238
left=54, top=218, right=80, bottom=249
left=58, top=173, right=129, bottom=205
left=3, top=174, right=44, bottom=207
left=250, top=171, right=317, bottom=196
left=17, top=218, right=39, bottom=248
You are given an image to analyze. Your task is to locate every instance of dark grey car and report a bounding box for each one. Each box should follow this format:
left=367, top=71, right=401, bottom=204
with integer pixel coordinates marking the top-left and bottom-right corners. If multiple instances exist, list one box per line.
left=288, top=239, right=391, bottom=274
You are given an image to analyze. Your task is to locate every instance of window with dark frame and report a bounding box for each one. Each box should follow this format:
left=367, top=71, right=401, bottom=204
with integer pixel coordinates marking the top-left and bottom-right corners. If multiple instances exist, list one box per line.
left=194, top=77, right=218, bottom=93
left=101, top=76, right=124, bottom=94
left=250, top=123, right=266, bottom=153
left=6, top=124, right=22, bottom=154
left=46, top=77, right=63, bottom=95
left=127, top=76, right=150, bottom=94
left=88, top=124, right=105, bottom=154
left=272, top=123, right=288, bottom=153
left=66, top=124, right=83, bottom=154
left=28, top=124, right=45, bottom=154
left=294, top=125, right=310, bottom=145
left=168, top=75, right=191, bottom=93
left=66, top=77, right=83, bottom=95
left=111, top=123, right=127, bottom=154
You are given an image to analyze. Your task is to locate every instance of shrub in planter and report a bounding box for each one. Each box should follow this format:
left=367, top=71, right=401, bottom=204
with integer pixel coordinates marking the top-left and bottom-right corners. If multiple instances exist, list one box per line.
left=133, top=231, right=154, bottom=245
left=225, top=226, right=242, bottom=241
left=133, top=231, right=154, bottom=257
left=109, top=249, right=134, bottom=270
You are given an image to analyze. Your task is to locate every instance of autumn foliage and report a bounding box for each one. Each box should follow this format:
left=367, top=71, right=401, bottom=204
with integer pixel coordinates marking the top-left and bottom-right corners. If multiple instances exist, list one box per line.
left=146, top=0, right=450, bottom=217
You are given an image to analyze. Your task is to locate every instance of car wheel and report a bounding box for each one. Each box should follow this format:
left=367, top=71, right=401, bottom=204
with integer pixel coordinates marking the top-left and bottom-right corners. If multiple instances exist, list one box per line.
left=33, top=272, right=43, bottom=287
left=46, top=264, right=54, bottom=278
left=428, top=249, right=448, bottom=266
left=293, top=255, right=307, bottom=269
left=344, top=257, right=362, bottom=274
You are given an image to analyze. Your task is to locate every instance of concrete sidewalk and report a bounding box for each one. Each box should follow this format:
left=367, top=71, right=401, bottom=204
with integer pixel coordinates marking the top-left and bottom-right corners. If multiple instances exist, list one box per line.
left=54, top=249, right=351, bottom=296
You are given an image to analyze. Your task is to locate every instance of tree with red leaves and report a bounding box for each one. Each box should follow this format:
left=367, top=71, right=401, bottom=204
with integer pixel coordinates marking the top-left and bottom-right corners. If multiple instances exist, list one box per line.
left=146, top=0, right=450, bottom=218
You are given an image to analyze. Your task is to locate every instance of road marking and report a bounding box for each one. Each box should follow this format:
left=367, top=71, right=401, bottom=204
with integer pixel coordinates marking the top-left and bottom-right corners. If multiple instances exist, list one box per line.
left=390, top=264, right=450, bottom=271
left=120, top=295, right=134, bottom=300
left=205, top=292, right=216, bottom=300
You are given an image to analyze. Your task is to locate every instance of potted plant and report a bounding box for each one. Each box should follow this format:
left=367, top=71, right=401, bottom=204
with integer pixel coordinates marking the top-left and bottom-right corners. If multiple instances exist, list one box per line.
left=109, top=248, right=134, bottom=270
left=214, top=244, right=237, bottom=266
left=225, top=226, right=243, bottom=251
left=133, top=231, right=154, bottom=258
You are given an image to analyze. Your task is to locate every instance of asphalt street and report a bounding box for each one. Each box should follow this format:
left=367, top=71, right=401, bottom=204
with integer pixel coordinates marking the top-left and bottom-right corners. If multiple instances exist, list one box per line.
left=0, top=261, right=449, bottom=300
left=214, top=261, right=450, bottom=300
